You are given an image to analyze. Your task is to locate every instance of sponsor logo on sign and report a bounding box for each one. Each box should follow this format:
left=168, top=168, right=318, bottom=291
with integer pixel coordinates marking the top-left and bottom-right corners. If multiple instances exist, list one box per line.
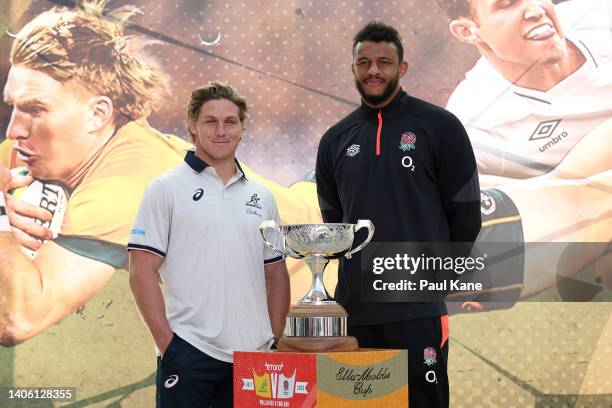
left=399, top=132, right=416, bottom=151
left=424, top=347, right=437, bottom=366
left=346, top=144, right=360, bottom=157
left=254, top=370, right=272, bottom=398
left=242, top=368, right=308, bottom=399
left=192, top=188, right=204, bottom=201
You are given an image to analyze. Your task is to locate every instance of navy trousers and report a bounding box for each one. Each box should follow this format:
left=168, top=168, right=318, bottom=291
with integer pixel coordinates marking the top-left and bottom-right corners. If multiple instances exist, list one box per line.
left=156, top=333, right=233, bottom=408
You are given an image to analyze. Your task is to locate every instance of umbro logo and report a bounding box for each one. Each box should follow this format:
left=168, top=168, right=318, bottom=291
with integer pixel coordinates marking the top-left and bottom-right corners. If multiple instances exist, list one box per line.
left=529, top=119, right=569, bottom=153
left=529, top=119, right=562, bottom=141
left=346, top=144, right=360, bottom=157
left=164, top=374, right=179, bottom=389
left=192, top=188, right=204, bottom=201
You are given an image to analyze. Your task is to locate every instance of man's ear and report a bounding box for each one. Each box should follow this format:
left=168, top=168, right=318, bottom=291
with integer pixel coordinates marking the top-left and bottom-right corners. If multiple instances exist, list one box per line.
left=188, top=120, right=197, bottom=139
left=399, top=60, right=409, bottom=78
left=449, top=18, right=480, bottom=44
left=86, top=95, right=114, bottom=132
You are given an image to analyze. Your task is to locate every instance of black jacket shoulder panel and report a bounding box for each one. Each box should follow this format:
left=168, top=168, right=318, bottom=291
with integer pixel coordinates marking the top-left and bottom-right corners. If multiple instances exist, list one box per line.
left=320, top=107, right=366, bottom=145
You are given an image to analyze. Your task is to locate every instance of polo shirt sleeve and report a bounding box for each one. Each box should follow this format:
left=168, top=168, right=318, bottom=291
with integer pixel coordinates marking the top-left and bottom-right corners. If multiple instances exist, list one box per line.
left=127, top=179, right=171, bottom=258
left=263, top=192, right=285, bottom=265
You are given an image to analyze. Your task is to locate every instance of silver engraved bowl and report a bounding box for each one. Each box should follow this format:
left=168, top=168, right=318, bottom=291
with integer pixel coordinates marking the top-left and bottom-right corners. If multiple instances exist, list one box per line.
left=260, top=220, right=374, bottom=259
left=282, top=224, right=354, bottom=257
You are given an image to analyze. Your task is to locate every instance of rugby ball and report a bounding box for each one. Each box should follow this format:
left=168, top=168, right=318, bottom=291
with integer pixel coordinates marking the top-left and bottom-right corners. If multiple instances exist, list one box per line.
left=11, top=177, right=68, bottom=258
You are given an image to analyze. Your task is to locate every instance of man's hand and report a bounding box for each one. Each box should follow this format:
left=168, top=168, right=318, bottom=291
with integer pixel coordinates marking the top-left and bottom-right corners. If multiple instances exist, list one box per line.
left=4, top=168, right=53, bottom=251
left=0, top=165, right=10, bottom=189
left=264, top=260, right=291, bottom=339
left=158, top=330, right=174, bottom=357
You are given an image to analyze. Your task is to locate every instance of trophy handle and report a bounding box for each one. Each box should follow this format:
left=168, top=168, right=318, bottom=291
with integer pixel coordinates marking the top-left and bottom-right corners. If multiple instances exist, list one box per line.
left=259, top=220, right=289, bottom=257
left=344, top=219, right=374, bottom=259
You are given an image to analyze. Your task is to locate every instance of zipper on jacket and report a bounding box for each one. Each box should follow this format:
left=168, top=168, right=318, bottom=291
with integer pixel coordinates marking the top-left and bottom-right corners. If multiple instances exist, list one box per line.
left=376, top=110, right=382, bottom=156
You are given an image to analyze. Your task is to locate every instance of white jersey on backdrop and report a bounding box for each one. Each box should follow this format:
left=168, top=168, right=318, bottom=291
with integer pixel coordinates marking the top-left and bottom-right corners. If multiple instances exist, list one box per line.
left=446, top=0, right=612, bottom=178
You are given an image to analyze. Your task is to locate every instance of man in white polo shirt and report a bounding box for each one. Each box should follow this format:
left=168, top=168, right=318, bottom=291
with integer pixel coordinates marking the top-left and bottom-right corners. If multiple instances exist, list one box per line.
left=127, top=82, right=290, bottom=407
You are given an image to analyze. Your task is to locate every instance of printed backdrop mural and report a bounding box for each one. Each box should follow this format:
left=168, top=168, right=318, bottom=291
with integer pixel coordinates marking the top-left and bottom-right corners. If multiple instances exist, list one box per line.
left=0, top=0, right=611, bottom=406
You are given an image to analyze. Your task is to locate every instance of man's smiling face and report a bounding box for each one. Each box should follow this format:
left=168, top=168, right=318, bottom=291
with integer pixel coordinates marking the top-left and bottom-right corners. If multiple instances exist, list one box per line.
left=470, top=0, right=567, bottom=68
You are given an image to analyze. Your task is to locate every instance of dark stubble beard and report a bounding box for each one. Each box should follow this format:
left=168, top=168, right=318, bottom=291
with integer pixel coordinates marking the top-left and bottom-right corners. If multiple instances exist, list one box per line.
left=354, top=73, right=400, bottom=107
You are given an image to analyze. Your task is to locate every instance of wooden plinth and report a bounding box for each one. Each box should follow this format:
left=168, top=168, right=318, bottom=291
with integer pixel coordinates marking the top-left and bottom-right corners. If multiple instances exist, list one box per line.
left=278, top=335, right=359, bottom=352
left=287, top=302, right=348, bottom=318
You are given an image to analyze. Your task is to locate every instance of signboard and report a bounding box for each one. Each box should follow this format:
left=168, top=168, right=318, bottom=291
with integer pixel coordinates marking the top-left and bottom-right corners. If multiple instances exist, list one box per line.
left=234, top=349, right=408, bottom=407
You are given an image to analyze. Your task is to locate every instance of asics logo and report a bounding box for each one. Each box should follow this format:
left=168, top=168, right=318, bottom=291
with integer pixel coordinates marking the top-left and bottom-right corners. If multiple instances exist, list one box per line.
left=164, top=374, right=179, bottom=388
left=193, top=188, right=204, bottom=201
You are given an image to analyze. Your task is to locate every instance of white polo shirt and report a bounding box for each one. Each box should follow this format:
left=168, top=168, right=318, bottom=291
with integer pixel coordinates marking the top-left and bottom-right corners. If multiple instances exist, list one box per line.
left=446, top=0, right=612, bottom=178
left=128, top=150, right=284, bottom=363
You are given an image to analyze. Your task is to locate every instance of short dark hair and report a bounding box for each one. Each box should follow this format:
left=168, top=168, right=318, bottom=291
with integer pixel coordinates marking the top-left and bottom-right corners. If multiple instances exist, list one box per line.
left=187, top=81, right=248, bottom=142
left=435, top=0, right=473, bottom=20
left=352, top=21, right=404, bottom=61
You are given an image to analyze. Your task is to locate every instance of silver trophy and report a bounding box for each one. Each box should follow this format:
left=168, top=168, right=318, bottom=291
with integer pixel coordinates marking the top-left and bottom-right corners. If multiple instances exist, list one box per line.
left=260, top=220, right=374, bottom=352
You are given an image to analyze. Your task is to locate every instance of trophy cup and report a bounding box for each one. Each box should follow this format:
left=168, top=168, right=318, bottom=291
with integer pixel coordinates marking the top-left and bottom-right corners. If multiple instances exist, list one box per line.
left=260, top=220, right=374, bottom=352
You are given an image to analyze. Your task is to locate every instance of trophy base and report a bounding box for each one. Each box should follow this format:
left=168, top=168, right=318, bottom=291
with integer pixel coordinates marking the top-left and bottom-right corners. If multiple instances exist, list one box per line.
left=277, top=335, right=359, bottom=352
left=279, top=303, right=359, bottom=352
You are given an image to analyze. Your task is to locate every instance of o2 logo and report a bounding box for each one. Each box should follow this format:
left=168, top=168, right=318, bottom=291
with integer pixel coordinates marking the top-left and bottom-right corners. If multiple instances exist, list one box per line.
left=425, top=370, right=437, bottom=384
left=401, top=156, right=415, bottom=172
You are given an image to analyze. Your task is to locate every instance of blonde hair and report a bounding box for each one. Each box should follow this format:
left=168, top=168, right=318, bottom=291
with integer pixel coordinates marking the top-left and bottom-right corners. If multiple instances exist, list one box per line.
left=10, top=0, right=168, bottom=126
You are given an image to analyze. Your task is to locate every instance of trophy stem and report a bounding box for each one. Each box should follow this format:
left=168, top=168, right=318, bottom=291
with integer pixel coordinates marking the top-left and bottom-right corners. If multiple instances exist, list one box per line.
left=299, top=255, right=333, bottom=304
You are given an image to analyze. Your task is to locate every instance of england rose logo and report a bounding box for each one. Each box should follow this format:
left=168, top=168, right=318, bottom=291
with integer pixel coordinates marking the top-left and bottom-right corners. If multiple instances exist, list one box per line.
left=424, top=347, right=437, bottom=366
left=399, top=132, right=416, bottom=151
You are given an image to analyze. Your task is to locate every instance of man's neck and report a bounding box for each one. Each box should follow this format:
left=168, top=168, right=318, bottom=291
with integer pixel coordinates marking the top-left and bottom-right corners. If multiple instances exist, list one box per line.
left=64, top=124, right=117, bottom=188
left=362, top=86, right=401, bottom=110
left=214, top=162, right=238, bottom=185
left=194, top=148, right=237, bottom=185
left=485, top=41, right=585, bottom=92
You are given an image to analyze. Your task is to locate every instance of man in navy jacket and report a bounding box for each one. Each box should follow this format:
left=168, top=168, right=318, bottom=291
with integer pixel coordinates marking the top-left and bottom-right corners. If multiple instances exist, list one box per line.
left=316, top=21, right=481, bottom=408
